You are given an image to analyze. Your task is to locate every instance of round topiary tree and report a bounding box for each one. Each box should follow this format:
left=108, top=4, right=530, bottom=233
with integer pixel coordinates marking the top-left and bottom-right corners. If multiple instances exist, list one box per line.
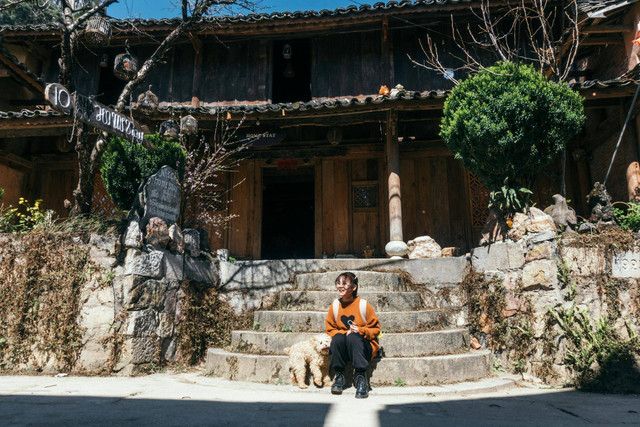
left=101, top=133, right=187, bottom=211
left=440, top=61, right=585, bottom=214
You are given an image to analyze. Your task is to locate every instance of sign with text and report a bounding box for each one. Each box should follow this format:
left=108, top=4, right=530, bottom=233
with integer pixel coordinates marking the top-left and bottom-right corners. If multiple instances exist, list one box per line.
left=142, top=166, right=181, bottom=227
left=45, top=83, right=144, bottom=145
left=237, top=127, right=286, bottom=147
left=612, top=250, right=640, bottom=278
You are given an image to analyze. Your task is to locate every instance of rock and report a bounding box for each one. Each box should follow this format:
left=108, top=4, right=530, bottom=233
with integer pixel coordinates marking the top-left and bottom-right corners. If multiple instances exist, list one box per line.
left=183, top=229, right=200, bottom=258
left=217, top=248, right=229, bottom=262
left=123, top=219, right=143, bottom=248
left=560, top=246, right=606, bottom=276
left=470, top=337, right=482, bottom=350
left=197, top=228, right=211, bottom=252
left=162, top=251, right=184, bottom=281
left=522, top=259, right=558, bottom=290
left=441, top=247, right=460, bottom=257
left=184, top=258, right=218, bottom=283
left=578, top=221, right=596, bottom=234
left=407, top=235, right=442, bottom=259
left=471, top=240, right=525, bottom=271
left=587, top=182, right=615, bottom=225
left=544, top=194, right=577, bottom=229
left=480, top=208, right=508, bottom=245
left=125, top=309, right=159, bottom=337
left=168, top=224, right=185, bottom=254
left=124, top=249, right=164, bottom=278
left=89, top=234, right=121, bottom=257
left=131, top=337, right=159, bottom=364
left=385, top=240, right=408, bottom=257
left=526, top=207, right=557, bottom=234
left=525, top=230, right=556, bottom=246
left=508, top=208, right=556, bottom=241
left=145, top=217, right=169, bottom=249
left=525, top=241, right=556, bottom=262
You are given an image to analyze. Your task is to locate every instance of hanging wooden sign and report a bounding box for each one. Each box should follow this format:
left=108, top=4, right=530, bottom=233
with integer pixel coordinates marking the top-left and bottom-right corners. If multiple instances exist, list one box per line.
left=45, top=83, right=144, bottom=145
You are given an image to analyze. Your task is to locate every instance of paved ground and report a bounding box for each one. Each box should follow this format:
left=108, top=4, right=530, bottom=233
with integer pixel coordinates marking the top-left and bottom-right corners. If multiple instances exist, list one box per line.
left=1, top=372, right=639, bottom=426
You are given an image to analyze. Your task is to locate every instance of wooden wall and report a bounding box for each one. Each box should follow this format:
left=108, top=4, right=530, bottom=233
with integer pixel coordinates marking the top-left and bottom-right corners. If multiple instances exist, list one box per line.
left=400, top=155, right=471, bottom=251
left=228, top=159, right=261, bottom=258
left=0, top=163, right=29, bottom=207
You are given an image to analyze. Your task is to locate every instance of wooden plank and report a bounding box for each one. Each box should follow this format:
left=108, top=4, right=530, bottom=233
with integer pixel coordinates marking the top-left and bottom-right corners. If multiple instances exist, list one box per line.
left=322, top=159, right=335, bottom=255
left=191, top=34, right=203, bottom=106
left=416, top=157, right=432, bottom=238
left=580, top=35, right=623, bottom=45
left=582, top=25, right=634, bottom=33
left=252, top=162, right=262, bottom=259
left=229, top=161, right=251, bottom=258
left=315, top=160, right=323, bottom=258
left=446, top=157, right=469, bottom=251
left=351, top=159, right=367, bottom=181
left=429, top=157, right=451, bottom=245
left=400, top=158, right=417, bottom=241
left=353, top=211, right=379, bottom=257
left=333, top=159, right=350, bottom=254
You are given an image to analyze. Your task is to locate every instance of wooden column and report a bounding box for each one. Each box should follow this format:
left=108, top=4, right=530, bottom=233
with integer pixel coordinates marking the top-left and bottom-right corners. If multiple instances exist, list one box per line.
left=384, top=109, right=408, bottom=257
left=189, top=33, right=203, bottom=107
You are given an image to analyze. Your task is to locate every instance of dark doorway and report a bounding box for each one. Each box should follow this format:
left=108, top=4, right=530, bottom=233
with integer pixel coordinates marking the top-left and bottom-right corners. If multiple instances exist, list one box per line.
left=272, top=39, right=311, bottom=104
left=261, top=167, right=315, bottom=259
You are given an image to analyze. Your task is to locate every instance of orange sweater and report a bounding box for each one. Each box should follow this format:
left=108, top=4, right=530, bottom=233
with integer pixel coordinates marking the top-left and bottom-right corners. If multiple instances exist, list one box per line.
left=325, top=297, right=381, bottom=359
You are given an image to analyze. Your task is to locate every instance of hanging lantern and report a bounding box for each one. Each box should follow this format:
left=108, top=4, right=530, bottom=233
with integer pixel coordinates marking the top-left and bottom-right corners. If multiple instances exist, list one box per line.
left=137, top=85, right=158, bottom=110
left=180, top=115, right=198, bottom=135
left=159, top=120, right=180, bottom=140
left=83, top=16, right=111, bottom=47
left=99, top=53, right=108, bottom=68
left=114, top=52, right=138, bottom=81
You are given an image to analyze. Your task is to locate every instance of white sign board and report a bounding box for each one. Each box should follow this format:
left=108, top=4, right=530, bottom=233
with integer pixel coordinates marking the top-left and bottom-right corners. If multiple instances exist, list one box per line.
left=612, top=250, right=640, bottom=278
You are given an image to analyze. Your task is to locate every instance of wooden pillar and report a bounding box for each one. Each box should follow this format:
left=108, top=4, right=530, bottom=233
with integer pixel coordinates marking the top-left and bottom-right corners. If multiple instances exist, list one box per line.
left=189, top=33, right=203, bottom=107
left=384, top=109, right=408, bottom=257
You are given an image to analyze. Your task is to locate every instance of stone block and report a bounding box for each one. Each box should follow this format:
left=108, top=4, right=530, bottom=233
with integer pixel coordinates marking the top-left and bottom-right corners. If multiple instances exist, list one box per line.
left=525, top=230, right=556, bottom=246
left=124, top=249, right=164, bottom=278
left=145, top=217, right=170, bottom=249
left=168, top=224, right=185, bottom=254
left=128, top=279, right=170, bottom=311
left=77, top=340, right=111, bottom=372
left=471, top=240, right=525, bottom=271
left=502, top=271, right=521, bottom=291
left=612, top=250, right=640, bottom=278
left=163, top=251, right=184, bottom=281
left=407, top=235, right=442, bottom=259
left=89, top=234, right=121, bottom=256
left=559, top=246, right=606, bottom=276
left=522, top=259, right=558, bottom=290
left=126, top=309, right=159, bottom=337
left=525, top=241, right=556, bottom=262
left=131, top=337, right=159, bottom=365
left=183, top=229, right=200, bottom=258
left=184, top=258, right=218, bottom=283
left=123, top=219, right=143, bottom=248
left=157, top=312, right=174, bottom=338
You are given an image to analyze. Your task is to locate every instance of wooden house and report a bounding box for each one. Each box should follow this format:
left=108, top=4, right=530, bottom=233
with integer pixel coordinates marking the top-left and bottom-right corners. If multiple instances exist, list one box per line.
left=1, top=0, right=639, bottom=259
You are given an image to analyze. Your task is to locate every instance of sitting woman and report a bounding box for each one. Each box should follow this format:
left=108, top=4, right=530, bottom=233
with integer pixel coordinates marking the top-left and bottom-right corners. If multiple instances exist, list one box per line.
left=325, top=272, right=381, bottom=399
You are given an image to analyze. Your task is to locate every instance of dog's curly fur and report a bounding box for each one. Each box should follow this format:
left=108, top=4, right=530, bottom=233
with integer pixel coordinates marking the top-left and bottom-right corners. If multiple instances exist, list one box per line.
left=284, top=335, right=332, bottom=389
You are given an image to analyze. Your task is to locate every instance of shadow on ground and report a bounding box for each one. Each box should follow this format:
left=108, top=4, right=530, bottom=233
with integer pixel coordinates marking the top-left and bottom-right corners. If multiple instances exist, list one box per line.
left=1, top=396, right=331, bottom=426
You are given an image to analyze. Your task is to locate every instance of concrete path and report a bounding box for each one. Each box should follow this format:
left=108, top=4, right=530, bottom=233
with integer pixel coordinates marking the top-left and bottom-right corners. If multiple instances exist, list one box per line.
left=1, top=372, right=639, bottom=426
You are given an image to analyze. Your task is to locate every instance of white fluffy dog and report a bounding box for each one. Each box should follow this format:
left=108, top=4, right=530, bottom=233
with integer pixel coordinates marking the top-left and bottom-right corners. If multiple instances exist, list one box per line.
left=284, top=334, right=332, bottom=389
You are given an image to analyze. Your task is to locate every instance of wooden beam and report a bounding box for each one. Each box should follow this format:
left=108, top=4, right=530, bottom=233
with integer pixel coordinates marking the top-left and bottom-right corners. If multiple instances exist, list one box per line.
left=580, top=35, right=624, bottom=45
left=190, top=34, right=203, bottom=107
left=0, top=127, right=69, bottom=138
left=0, top=53, right=44, bottom=94
left=583, top=24, right=634, bottom=34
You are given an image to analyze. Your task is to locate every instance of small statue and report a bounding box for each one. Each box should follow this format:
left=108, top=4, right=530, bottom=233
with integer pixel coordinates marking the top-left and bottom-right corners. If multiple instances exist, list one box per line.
left=363, top=246, right=375, bottom=258
left=586, top=182, right=615, bottom=225
left=544, top=194, right=577, bottom=230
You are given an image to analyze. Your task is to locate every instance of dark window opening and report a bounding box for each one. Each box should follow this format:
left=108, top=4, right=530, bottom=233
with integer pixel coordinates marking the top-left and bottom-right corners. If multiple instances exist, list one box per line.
left=272, top=39, right=311, bottom=104
left=96, top=53, right=126, bottom=107
left=261, top=167, right=314, bottom=259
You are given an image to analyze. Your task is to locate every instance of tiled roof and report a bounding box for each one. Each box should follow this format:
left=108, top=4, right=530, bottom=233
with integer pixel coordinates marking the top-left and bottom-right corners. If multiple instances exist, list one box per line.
left=1, top=75, right=637, bottom=121
left=0, top=1, right=472, bottom=33
left=0, top=44, right=45, bottom=89
left=578, top=0, right=637, bottom=14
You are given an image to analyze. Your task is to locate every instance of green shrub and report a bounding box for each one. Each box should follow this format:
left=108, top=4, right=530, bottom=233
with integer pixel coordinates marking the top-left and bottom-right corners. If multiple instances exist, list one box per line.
left=0, top=187, right=4, bottom=201
left=101, top=133, right=186, bottom=211
left=440, top=62, right=585, bottom=214
left=613, top=202, right=640, bottom=232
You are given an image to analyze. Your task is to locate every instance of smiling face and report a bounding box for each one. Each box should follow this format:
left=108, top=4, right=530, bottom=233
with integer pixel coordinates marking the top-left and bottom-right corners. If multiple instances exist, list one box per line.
left=336, top=275, right=357, bottom=301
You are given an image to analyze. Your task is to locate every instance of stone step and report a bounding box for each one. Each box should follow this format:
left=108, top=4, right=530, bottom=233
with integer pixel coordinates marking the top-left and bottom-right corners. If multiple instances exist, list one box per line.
left=279, top=291, right=422, bottom=312
left=294, top=271, right=406, bottom=292
left=231, top=329, right=470, bottom=357
left=205, top=348, right=491, bottom=386
left=254, top=309, right=454, bottom=333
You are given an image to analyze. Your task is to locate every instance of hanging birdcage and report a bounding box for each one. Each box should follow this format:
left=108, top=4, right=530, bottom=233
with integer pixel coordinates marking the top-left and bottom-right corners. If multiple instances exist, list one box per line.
left=137, top=85, right=158, bottom=110
left=114, top=52, right=138, bottom=81
left=159, top=120, right=180, bottom=140
left=180, top=115, right=198, bottom=135
left=83, top=16, right=112, bottom=47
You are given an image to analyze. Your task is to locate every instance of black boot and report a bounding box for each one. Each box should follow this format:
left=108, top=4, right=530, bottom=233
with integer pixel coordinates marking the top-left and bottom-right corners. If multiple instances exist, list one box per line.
left=331, top=372, right=346, bottom=395
left=355, top=374, right=369, bottom=399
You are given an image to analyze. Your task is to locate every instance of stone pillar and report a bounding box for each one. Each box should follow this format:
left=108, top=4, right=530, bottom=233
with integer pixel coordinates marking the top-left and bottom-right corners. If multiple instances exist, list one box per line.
left=384, top=109, right=408, bottom=258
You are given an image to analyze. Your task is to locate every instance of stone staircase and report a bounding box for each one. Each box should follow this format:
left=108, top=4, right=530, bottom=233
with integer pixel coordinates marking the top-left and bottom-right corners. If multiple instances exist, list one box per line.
left=205, top=269, right=491, bottom=386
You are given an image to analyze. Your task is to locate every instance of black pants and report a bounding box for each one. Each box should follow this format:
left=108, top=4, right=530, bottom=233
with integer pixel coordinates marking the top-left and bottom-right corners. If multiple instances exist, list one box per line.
left=330, top=333, right=372, bottom=374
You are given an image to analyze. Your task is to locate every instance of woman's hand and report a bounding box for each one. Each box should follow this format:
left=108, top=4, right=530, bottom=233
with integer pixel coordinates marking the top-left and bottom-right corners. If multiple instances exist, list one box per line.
left=348, top=323, right=360, bottom=335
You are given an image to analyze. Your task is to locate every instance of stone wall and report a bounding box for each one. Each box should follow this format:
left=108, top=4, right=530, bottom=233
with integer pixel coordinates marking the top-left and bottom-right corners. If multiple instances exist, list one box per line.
left=470, top=229, right=640, bottom=383
left=0, top=233, right=219, bottom=375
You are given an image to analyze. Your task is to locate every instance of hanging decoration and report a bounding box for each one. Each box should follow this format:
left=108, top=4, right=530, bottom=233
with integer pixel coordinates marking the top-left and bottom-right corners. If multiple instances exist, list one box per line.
left=327, top=127, right=342, bottom=145
left=83, top=15, right=111, bottom=47
left=137, top=85, right=159, bottom=110
left=159, top=120, right=180, bottom=140
left=114, top=41, right=138, bottom=81
left=282, top=43, right=295, bottom=79
left=180, top=115, right=198, bottom=135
